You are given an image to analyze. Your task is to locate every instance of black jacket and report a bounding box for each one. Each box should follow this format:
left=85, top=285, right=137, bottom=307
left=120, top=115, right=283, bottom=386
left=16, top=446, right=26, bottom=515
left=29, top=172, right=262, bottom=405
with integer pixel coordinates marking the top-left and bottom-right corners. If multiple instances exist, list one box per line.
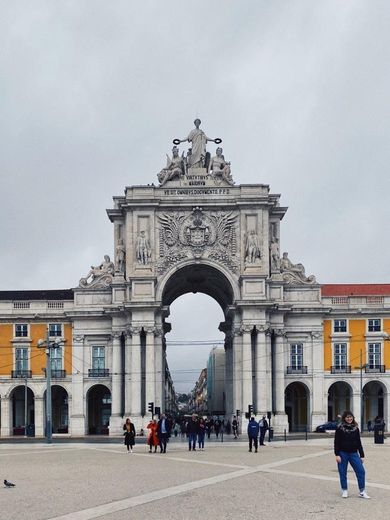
left=334, top=424, right=364, bottom=458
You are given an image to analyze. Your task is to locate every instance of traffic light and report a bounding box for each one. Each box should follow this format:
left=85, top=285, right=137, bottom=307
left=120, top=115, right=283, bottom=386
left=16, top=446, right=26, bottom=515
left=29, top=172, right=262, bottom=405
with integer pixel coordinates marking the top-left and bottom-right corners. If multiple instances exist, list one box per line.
left=148, top=402, right=154, bottom=414
left=154, top=406, right=161, bottom=418
left=248, top=404, right=253, bottom=416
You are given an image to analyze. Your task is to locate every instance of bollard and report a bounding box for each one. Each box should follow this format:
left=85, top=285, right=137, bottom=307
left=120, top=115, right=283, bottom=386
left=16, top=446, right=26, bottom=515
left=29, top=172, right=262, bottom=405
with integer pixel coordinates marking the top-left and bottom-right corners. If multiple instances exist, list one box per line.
left=305, top=427, right=308, bottom=441
left=284, top=429, right=286, bottom=442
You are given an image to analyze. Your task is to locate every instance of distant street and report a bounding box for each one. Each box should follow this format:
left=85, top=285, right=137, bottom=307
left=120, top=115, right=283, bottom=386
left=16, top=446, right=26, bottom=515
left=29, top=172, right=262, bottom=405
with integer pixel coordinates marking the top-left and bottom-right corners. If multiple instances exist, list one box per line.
left=1, top=437, right=390, bottom=519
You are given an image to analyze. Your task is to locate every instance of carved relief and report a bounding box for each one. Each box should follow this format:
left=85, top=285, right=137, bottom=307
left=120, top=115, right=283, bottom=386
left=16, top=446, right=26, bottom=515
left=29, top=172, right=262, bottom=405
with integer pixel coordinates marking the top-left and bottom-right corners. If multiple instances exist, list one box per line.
left=157, top=207, right=238, bottom=274
left=136, top=231, right=152, bottom=265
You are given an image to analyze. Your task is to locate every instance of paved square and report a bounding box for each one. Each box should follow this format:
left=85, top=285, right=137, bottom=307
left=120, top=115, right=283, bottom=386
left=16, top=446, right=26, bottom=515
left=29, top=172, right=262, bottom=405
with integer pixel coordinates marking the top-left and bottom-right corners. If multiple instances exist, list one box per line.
left=1, top=437, right=390, bottom=519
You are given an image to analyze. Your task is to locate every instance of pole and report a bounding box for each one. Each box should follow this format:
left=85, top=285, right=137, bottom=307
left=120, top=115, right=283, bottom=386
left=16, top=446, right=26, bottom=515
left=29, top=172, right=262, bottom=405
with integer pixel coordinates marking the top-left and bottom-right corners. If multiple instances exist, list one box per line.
left=46, top=327, right=52, bottom=444
left=360, top=349, right=364, bottom=432
left=24, top=377, right=28, bottom=438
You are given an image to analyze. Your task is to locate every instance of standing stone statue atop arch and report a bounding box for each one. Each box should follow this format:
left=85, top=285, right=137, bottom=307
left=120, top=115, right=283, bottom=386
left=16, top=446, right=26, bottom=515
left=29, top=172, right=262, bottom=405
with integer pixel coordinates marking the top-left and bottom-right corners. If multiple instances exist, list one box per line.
left=174, top=119, right=221, bottom=169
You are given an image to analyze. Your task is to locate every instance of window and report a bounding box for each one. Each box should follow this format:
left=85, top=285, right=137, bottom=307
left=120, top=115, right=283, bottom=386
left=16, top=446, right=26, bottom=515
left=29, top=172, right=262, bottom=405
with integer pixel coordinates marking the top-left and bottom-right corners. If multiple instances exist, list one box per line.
left=368, top=343, right=381, bottom=368
left=368, top=319, right=381, bottom=332
left=49, top=323, right=62, bottom=337
left=334, top=319, right=347, bottom=333
left=15, top=348, right=28, bottom=371
left=51, top=346, right=63, bottom=371
left=15, top=324, right=28, bottom=337
left=92, top=346, right=105, bottom=369
left=290, top=344, right=303, bottom=369
left=334, top=343, right=347, bottom=369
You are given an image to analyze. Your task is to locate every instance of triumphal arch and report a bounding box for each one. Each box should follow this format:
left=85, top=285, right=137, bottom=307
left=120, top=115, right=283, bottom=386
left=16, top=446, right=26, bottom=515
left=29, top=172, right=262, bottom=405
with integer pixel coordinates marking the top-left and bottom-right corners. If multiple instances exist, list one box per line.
left=73, top=119, right=323, bottom=434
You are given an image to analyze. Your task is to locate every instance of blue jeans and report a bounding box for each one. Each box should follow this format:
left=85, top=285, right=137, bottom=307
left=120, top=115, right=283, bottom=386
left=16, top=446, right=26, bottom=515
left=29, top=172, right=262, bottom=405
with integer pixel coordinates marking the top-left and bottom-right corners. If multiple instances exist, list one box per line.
left=198, top=433, right=205, bottom=449
left=337, top=451, right=365, bottom=491
left=189, top=433, right=197, bottom=449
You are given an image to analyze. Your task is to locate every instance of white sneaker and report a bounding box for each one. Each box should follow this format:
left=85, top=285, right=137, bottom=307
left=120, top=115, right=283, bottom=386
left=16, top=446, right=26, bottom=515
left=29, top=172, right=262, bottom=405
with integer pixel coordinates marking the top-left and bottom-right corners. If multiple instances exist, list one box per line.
left=359, top=491, right=370, bottom=499
left=341, top=490, right=348, bottom=498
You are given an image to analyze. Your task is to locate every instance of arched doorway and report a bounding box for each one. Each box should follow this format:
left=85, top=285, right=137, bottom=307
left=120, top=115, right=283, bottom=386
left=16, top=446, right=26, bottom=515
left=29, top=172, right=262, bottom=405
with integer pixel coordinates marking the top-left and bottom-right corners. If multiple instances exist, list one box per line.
left=285, top=382, right=309, bottom=432
left=87, top=385, right=111, bottom=434
left=327, top=382, right=352, bottom=421
left=11, top=385, right=34, bottom=435
left=363, top=381, right=385, bottom=427
left=52, top=386, right=69, bottom=433
left=160, top=263, right=235, bottom=417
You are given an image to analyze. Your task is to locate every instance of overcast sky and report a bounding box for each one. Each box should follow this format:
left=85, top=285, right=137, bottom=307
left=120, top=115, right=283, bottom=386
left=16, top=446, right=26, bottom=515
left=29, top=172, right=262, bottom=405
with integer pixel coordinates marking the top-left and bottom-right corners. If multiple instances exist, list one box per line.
left=1, top=1, right=389, bottom=392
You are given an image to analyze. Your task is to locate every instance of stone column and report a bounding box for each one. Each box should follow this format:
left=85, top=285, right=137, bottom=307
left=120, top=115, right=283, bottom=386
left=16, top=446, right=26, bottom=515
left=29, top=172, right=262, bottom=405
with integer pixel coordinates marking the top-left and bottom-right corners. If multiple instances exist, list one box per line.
left=224, top=334, right=233, bottom=417
left=130, top=327, right=142, bottom=418
left=0, top=397, right=11, bottom=437
left=255, top=327, right=268, bottom=415
left=144, top=327, right=156, bottom=411
left=154, top=327, right=164, bottom=412
left=110, top=331, right=123, bottom=434
left=273, top=329, right=289, bottom=431
left=311, top=331, right=326, bottom=430
left=34, top=397, right=44, bottom=437
left=232, top=326, right=242, bottom=419
left=352, top=391, right=362, bottom=427
left=241, top=323, right=253, bottom=415
left=70, top=335, right=86, bottom=436
left=124, top=329, right=132, bottom=416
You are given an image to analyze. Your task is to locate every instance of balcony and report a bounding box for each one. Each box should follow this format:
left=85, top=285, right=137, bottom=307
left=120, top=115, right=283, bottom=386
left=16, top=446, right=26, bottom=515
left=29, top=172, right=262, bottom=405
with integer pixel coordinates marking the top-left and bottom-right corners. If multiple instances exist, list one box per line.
left=286, top=366, right=308, bottom=374
left=11, top=370, right=32, bottom=378
left=88, top=368, right=109, bottom=377
left=331, top=365, right=351, bottom=374
left=365, top=365, right=386, bottom=373
left=43, top=369, right=67, bottom=378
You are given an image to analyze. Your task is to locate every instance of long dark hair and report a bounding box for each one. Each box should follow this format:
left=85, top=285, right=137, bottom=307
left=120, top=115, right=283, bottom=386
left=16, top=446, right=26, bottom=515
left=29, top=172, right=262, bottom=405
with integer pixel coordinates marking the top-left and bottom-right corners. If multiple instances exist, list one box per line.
left=341, top=410, right=358, bottom=427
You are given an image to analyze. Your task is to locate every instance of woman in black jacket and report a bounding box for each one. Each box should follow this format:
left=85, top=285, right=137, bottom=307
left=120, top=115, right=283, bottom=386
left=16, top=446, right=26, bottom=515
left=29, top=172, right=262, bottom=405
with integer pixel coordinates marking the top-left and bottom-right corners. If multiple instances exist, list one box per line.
left=334, top=410, right=369, bottom=499
left=123, top=418, right=136, bottom=453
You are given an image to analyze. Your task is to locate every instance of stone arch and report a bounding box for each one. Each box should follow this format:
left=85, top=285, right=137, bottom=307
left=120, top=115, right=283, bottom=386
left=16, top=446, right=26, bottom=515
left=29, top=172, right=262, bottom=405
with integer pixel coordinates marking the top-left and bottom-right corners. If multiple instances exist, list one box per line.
left=285, top=381, right=310, bottom=432
left=363, top=380, right=387, bottom=427
left=327, top=381, right=353, bottom=421
left=157, top=260, right=238, bottom=310
left=86, top=384, right=111, bottom=435
left=9, top=385, right=35, bottom=435
left=43, top=385, right=69, bottom=434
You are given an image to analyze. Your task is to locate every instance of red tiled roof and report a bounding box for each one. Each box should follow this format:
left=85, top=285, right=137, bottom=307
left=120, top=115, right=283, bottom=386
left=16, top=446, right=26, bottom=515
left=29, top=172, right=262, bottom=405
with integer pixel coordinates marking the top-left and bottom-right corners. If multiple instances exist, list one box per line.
left=321, top=284, right=390, bottom=296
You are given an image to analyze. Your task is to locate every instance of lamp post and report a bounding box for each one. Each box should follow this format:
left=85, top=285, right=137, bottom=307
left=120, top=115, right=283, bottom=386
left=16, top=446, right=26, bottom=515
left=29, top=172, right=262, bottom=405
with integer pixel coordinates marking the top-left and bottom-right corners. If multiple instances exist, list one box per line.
left=24, top=377, right=28, bottom=438
left=355, top=349, right=367, bottom=431
left=38, top=329, right=65, bottom=444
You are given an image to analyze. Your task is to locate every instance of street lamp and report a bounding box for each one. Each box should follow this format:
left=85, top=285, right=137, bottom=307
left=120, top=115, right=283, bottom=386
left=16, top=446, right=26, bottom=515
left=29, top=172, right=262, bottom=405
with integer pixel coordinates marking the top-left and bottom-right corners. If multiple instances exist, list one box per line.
left=37, top=329, right=65, bottom=443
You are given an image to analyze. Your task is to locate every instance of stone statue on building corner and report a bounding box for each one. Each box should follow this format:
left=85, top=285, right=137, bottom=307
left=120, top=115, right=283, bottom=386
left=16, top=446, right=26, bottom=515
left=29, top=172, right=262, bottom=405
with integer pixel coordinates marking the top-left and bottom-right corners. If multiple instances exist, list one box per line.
left=280, top=251, right=316, bottom=284
left=79, top=255, right=115, bottom=288
left=270, top=236, right=280, bottom=271
left=209, top=147, right=234, bottom=185
left=115, top=239, right=126, bottom=274
left=136, top=231, right=151, bottom=265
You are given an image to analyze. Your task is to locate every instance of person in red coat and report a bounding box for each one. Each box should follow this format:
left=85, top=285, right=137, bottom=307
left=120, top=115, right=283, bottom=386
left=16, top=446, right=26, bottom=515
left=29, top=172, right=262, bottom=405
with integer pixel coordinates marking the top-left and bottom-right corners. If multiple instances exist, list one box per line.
left=147, top=419, right=159, bottom=453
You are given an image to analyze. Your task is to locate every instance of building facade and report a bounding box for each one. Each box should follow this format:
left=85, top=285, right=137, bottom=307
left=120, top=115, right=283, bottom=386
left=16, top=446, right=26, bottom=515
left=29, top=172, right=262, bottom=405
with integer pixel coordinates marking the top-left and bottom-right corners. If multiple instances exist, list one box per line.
left=0, top=121, right=389, bottom=436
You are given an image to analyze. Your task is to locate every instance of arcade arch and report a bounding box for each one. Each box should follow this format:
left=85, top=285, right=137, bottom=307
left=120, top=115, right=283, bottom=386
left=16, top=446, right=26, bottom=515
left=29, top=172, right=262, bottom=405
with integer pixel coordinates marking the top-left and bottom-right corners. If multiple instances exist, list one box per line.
left=363, top=380, right=386, bottom=426
left=285, top=382, right=310, bottom=432
left=327, top=382, right=352, bottom=421
left=87, top=384, right=111, bottom=435
left=10, top=385, right=34, bottom=435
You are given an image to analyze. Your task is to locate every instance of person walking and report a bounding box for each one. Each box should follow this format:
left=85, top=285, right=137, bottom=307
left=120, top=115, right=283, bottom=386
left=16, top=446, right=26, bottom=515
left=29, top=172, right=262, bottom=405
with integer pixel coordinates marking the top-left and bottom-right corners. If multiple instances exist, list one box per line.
left=187, top=414, right=199, bottom=451
left=259, top=415, right=269, bottom=446
left=247, top=417, right=259, bottom=453
left=198, top=417, right=206, bottom=451
left=232, top=416, right=239, bottom=439
left=123, top=418, right=136, bottom=453
left=334, top=410, right=370, bottom=499
left=146, top=418, right=159, bottom=453
left=157, top=414, right=171, bottom=453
